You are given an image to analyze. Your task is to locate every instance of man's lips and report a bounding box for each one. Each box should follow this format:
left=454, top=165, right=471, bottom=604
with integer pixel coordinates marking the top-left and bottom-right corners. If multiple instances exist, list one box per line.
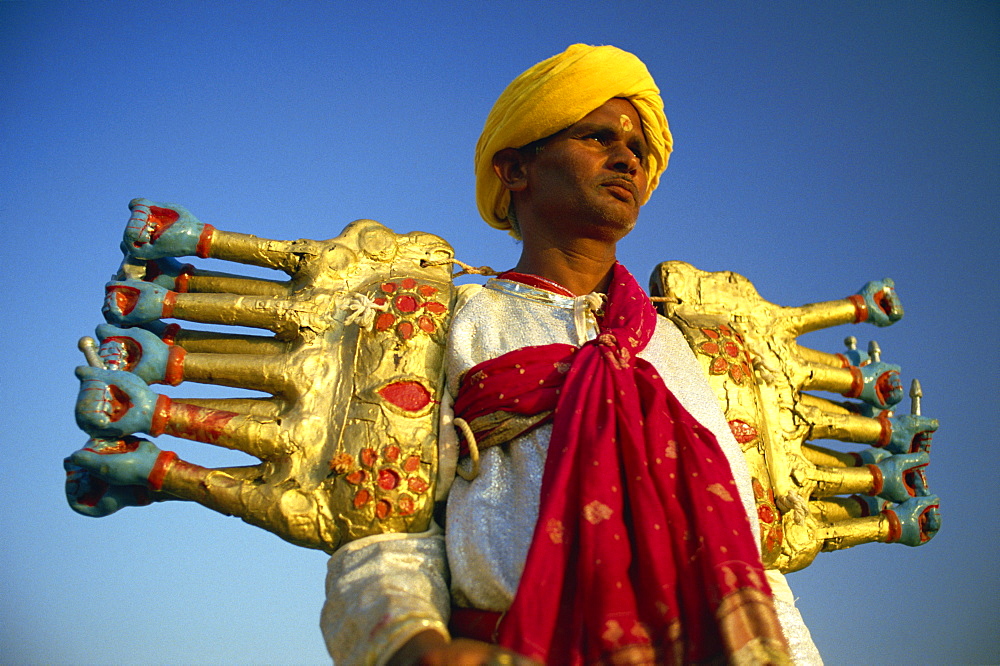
left=600, top=178, right=638, bottom=203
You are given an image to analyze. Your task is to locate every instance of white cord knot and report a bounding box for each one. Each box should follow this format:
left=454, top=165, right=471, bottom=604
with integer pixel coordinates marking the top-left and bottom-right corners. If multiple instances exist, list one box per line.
left=344, top=293, right=390, bottom=330
left=776, top=491, right=810, bottom=526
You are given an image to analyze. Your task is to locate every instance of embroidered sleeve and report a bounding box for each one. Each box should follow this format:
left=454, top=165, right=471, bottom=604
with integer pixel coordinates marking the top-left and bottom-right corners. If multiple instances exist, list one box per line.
left=320, top=526, right=451, bottom=665
left=766, top=570, right=823, bottom=665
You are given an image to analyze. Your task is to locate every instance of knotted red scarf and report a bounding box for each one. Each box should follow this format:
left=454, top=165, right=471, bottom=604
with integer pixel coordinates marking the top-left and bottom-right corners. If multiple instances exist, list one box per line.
left=453, top=265, right=789, bottom=664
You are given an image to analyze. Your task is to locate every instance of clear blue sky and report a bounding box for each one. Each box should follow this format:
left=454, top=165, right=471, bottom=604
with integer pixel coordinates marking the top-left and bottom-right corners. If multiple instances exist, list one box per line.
left=3, top=1, right=997, bottom=663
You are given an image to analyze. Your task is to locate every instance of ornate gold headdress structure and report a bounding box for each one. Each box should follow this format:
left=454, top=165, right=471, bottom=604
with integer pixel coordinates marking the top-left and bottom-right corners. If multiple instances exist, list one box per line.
left=67, top=200, right=939, bottom=568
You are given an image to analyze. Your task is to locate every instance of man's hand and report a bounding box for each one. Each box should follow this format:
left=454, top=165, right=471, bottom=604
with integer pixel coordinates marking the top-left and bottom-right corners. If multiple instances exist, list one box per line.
left=388, top=630, right=540, bottom=666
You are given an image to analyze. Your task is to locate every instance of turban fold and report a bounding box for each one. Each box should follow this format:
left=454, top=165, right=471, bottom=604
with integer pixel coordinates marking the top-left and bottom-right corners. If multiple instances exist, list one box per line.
left=475, top=44, right=673, bottom=232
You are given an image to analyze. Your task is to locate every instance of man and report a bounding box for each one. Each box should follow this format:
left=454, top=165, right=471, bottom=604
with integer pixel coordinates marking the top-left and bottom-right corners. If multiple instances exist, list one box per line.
left=321, top=45, right=821, bottom=664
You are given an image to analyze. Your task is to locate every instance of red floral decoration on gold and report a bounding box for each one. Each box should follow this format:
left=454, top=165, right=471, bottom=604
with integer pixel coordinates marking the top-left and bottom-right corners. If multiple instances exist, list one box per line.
left=372, top=278, right=449, bottom=342
left=337, top=441, right=432, bottom=521
left=696, top=324, right=754, bottom=385
left=752, top=477, right=784, bottom=559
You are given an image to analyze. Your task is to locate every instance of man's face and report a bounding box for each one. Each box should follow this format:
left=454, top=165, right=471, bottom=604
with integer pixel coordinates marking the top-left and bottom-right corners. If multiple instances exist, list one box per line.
left=518, top=98, right=649, bottom=243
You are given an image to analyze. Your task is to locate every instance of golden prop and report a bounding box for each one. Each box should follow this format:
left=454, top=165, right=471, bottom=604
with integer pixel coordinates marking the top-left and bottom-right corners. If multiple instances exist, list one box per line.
left=69, top=200, right=938, bottom=570
left=651, top=261, right=939, bottom=572
left=71, top=202, right=455, bottom=552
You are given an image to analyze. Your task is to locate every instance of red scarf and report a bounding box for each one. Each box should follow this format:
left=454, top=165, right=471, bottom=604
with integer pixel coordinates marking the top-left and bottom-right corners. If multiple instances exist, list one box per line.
left=454, top=265, right=789, bottom=664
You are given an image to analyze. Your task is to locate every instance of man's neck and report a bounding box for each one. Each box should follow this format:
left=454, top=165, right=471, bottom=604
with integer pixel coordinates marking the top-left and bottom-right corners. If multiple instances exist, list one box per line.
left=512, top=240, right=618, bottom=296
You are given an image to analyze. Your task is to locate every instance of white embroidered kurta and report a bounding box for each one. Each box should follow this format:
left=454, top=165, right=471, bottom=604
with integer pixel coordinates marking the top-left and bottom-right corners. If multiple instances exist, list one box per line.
left=321, top=280, right=822, bottom=665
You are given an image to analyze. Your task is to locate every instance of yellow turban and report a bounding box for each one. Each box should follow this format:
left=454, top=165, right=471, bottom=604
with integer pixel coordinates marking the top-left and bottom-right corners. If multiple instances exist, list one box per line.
left=475, top=43, right=673, bottom=233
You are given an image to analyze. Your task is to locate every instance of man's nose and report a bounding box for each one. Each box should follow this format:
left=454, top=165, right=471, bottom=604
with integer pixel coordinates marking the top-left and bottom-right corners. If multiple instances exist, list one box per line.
left=608, top=144, right=640, bottom=174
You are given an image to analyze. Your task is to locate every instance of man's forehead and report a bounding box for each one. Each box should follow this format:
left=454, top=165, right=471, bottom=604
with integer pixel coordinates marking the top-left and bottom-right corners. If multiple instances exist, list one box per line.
left=570, top=99, right=646, bottom=138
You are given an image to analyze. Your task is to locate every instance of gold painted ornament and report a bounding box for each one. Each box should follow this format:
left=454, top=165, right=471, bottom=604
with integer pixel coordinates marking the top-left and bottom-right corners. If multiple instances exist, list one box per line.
left=70, top=200, right=455, bottom=552
left=68, top=200, right=939, bottom=571
left=651, top=262, right=939, bottom=572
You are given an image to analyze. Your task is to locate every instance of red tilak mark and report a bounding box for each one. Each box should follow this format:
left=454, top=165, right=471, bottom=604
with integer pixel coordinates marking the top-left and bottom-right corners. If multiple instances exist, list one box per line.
left=196, top=223, right=215, bottom=259
left=378, top=381, right=432, bottom=412
left=728, top=419, right=758, bottom=444
left=110, top=285, right=142, bottom=316
left=377, top=468, right=400, bottom=490
left=394, top=294, right=419, bottom=313
left=146, top=206, right=180, bottom=242
left=165, top=403, right=237, bottom=444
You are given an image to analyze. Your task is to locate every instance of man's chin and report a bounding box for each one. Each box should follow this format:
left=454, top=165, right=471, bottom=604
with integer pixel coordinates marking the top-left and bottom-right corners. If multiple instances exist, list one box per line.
left=587, top=213, right=638, bottom=243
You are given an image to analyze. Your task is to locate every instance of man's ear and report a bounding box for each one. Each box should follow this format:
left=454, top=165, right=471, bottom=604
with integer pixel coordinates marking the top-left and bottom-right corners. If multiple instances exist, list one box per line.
left=492, top=148, right=529, bottom=192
